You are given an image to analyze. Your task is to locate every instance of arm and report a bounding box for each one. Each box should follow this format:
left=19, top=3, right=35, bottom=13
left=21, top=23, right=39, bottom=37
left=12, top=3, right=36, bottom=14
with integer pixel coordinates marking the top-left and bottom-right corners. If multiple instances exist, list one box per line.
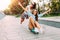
left=18, top=2, right=27, bottom=11
left=38, top=9, right=51, bottom=17
left=27, top=11, right=35, bottom=20
left=43, top=9, right=51, bottom=14
left=19, top=2, right=35, bottom=19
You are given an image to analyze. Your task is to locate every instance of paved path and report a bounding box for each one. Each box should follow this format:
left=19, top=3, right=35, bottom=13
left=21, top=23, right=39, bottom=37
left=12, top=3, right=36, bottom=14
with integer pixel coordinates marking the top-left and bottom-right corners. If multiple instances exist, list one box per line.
left=0, top=15, right=60, bottom=40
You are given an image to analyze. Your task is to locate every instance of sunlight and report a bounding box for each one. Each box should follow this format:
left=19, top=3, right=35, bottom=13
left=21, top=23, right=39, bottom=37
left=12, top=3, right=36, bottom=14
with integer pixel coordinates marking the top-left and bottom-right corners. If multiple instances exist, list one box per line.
left=0, top=0, right=11, bottom=11
left=32, top=0, right=50, bottom=4
left=32, top=0, right=39, bottom=3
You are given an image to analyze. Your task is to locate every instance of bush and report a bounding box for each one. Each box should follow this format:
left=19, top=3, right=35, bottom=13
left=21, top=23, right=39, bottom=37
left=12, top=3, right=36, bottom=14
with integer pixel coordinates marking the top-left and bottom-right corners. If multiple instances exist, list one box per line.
left=43, top=13, right=60, bottom=17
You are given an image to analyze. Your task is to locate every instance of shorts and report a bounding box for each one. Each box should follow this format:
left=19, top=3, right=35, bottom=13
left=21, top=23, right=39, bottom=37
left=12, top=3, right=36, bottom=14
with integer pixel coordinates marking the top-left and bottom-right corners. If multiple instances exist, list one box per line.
left=21, top=13, right=29, bottom=19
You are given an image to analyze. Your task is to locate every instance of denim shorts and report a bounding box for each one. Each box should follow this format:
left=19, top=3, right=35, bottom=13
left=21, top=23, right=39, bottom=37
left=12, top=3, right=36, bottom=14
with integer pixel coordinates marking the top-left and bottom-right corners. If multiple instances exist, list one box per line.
left=21, top=13, right=28, bottom=19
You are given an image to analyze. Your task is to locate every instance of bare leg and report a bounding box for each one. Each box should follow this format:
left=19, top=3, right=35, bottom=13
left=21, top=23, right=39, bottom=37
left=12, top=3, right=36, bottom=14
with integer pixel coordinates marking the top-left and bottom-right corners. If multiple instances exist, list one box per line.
left=29, top=17, right=36, bottom=30
left=20, top=18, right=24, bottom=24
left=29, top=17, right=41, bottom=30
left=29, top=21, right=33, bottom=30
left=35, top=21, right=41, bottom=30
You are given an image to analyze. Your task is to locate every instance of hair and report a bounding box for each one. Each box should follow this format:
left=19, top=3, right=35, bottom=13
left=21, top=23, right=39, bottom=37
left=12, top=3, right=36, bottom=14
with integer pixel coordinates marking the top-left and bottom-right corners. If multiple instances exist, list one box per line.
left=32, top=2, right=36, bottom=9
left=32, top=9, right=38, bottom=21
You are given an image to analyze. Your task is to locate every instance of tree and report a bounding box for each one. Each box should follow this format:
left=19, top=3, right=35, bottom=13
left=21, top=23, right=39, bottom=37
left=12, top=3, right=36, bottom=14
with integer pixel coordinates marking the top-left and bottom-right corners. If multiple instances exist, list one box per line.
left=4, top=0, right=29, bottom=15
left=51, top=0, right=60, bottom=13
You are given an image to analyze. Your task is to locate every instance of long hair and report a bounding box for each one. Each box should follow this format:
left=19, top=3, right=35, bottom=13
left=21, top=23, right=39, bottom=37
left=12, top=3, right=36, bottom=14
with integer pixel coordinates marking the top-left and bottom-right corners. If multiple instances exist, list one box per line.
left=32, top=9, right=38, bottom=21
left=32, top=2, right=36, bottom=9
left=35, top=13, right=38, bottom=21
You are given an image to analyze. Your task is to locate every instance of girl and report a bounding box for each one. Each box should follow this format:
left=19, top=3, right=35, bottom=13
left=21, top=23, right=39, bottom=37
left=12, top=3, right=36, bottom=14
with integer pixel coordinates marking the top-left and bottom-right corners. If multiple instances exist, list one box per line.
left=18, top=2, right=51, bottom=34
left=29, top=9, right=51, bottom=34
left=18, top=2, right=36, bottom=24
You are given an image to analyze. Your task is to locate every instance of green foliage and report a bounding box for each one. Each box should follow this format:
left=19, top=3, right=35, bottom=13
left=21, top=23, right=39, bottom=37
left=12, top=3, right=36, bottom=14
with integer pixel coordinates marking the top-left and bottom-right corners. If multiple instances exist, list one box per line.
left=4, top=0, right=29, bottom=15
left=50, top=0, right=60, bottom=13
left=43, top=13, right=60, bottom=17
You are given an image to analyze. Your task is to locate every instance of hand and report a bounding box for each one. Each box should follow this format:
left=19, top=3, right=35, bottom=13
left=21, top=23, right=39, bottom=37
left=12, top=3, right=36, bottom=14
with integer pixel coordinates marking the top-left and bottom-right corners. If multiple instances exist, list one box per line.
left=18, top=1, right=27, bottom=11
left=18, top=2, right=22, bottom=6
left=18, top=2, right=21, bottom=5
left=43, top=9, right=51, bottom=14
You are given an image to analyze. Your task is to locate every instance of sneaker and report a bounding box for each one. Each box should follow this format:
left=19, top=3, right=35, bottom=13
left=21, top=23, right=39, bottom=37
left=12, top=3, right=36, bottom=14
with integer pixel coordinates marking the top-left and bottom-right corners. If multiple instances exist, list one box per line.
left=34, top=27, right=39, bottom=32
left=31, top=28, right=39, bottom=34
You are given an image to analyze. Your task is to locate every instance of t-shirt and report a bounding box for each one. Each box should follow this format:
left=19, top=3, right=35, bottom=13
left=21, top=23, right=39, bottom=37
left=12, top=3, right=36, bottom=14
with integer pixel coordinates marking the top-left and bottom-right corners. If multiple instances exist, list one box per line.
left=23, top=5, right=44, bottom=21
left=26, top=5, right=31, bottom=12
left=38, top=13, right=44, bottom=17
left=21, top=5, right=31, bottom=19
left=24, top=5, right=31, bottom=14
left=26, top=11, right=44, bottom=21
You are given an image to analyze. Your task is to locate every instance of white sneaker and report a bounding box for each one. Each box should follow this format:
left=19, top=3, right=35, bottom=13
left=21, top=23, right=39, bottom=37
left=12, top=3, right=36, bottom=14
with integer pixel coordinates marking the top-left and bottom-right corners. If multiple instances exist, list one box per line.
left=34, top=27, right=39, bottom=32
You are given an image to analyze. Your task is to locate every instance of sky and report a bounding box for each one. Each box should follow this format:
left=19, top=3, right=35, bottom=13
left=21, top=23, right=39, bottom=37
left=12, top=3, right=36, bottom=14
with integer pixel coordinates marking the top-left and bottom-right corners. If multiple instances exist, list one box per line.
left=0, top=0, right=11, bottom=11
left=0, top=0, right=51, bottom=11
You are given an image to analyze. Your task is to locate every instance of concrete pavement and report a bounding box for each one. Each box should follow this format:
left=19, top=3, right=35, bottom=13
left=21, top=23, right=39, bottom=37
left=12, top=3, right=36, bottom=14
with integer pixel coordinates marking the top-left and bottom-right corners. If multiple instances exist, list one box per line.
left=0, top=15, right=60, bottom=40
left=38, top=16, right=60, bottom=28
